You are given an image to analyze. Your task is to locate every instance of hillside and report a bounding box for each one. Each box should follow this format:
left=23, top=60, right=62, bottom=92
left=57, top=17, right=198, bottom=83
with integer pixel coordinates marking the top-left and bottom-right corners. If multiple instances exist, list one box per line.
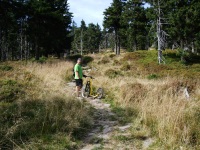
left=0, top=50, right=199, bottom=149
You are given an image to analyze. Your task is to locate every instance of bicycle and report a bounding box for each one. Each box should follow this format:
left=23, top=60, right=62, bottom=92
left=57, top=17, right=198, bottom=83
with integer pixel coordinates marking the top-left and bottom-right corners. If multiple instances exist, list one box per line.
left=81, top=76, right=104, bottom=99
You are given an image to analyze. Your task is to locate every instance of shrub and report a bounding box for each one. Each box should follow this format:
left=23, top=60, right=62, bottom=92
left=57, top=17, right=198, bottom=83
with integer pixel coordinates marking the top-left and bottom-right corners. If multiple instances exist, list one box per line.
left=104, top=69, right=122, bottom=78
left=98, top=56, right=110, bottom=64
left=176, top=48, right=191, bottom=64
left=109, top=54, right=116, bottom=58
left=113, top=59, right=121, bottom=65
left=147, top=74, right=159, bottom=80
left=66, top=54, right=82, bottom=63
left=82, top=56, right=94, bottom=64
left=0, top=65, right=13, bottom=71
left=122, top=52, right=145, bottom=61
left=38, top=56, right=47, bottom=63
left=0, top=97, right=93, bottom=149
left=0, top=80, right=23, bottom=102
left=121, top=62, right=131, bottom=71
left=31, top=56, right=47, bottom=64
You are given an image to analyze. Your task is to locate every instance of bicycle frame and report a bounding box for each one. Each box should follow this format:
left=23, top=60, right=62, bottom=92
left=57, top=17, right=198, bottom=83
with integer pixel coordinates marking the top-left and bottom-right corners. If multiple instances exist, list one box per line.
left=84, top=77, right=98, bottom=98
left=82, top=76, right=103, bottom=99
left=85, top=77, right=92, bottom=96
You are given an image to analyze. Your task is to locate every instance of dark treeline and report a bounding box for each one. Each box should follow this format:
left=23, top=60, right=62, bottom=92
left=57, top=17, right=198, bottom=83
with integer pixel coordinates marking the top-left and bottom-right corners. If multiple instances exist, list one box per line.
left=1, top=0, right=200, bottom=61
left=103, top=0, right=200, bottom=55
left=0, top=0, right=72, bottom=61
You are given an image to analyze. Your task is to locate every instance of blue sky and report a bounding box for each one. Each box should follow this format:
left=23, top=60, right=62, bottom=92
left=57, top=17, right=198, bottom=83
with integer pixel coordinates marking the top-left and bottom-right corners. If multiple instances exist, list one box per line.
left=68, top=0, right=113, bottom=28
left=68, top=0, right=150, bottom=28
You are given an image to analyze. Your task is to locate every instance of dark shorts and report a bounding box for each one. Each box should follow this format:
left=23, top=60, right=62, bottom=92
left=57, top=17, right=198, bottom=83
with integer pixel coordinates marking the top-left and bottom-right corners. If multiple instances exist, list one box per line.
left=75, top=79, right=83, bottom=87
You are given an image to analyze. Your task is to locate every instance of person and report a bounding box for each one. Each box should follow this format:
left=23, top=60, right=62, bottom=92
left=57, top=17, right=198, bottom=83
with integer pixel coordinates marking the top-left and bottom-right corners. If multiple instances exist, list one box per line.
left=74, top=58, right=86, bottom=97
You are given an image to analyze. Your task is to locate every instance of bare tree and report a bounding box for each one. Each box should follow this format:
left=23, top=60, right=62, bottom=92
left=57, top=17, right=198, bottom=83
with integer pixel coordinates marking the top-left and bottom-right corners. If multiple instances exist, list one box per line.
left=154, top=0, right=168, bottom=64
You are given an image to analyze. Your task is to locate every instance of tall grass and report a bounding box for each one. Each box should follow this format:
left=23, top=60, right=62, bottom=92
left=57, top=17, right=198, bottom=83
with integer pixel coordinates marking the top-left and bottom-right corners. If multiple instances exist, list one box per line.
left=0, top=61, right=93, bottom=149
left=88, top=51, right=200, bottom=149
left=0, top=97, right=92, bottom=149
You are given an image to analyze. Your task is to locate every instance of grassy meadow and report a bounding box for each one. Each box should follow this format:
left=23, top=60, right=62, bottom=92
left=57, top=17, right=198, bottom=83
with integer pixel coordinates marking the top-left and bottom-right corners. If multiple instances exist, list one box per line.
left=0, top=50, right=199, bottom=149
left=87, top=50, right=200, bottom=149
left=0, top=60, right=93, bottom=149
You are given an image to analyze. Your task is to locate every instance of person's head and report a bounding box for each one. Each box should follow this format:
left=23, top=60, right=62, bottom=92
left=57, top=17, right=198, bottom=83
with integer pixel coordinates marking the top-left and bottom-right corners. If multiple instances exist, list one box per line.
left=77, top=58, right=82, bottom=64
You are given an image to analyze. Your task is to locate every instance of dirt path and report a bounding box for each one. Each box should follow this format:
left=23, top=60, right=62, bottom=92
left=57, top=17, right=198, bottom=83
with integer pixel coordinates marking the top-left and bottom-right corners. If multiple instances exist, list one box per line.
left=66, top=82, right=152, bottom=150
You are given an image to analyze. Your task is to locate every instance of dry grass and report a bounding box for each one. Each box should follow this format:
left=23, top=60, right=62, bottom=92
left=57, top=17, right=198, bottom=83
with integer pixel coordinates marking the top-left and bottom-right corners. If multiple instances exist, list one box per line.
left=87, top=52, right=200, bottom=149
left=24, top=61, right=74, bottom=98
left=0, top=60, right=93, bottom=149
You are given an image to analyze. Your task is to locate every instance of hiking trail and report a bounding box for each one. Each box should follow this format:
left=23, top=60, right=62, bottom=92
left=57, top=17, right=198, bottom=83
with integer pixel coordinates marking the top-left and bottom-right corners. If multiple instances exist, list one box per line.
left=66, top=81, right=153, bottom=150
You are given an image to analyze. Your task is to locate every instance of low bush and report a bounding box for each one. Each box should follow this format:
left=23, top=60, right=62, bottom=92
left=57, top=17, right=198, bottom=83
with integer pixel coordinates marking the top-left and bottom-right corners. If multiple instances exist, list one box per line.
left=98, top=56, right=110, bottom=64
left=104, top=69, right=122, bottom=78
left=82, top=56, right=94, bottom=64
left=121, top=62, right=131, bottom=71
left=0, top=65, right=13, bottom=71
left=0, top=97, right=93, bottom=149
left=147, top=74, right=159, bottom=80
left=0, top=79, right=23, bottom=102
left=109, top=54, right=116, bottom=58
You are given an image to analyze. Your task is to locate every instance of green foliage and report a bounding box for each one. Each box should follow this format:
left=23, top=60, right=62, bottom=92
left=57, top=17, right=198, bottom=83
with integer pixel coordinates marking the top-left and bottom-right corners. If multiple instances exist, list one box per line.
left=121, top=62, right=131, bottom=71
left=104, top=69, right=122, bottom=78
left=66, top=54, right=82, bottom=63
left=121, top=0, right=148, bottom=51
left=71, top=21, right=102, bottom=54
left=31, top=56, right=48, bottom=63
left=98, top=56, right=110, bottom=64
left=0, top=80, right=23, bottom=102
left=66, top=55, right=93, bottom=65
left=38, top=56, right=48, bottom=63
left=109, top=54, right=116, bottom=58
left=0, top=0, right=72, bottom=61
left=0, top=97, right=93, bottom=149
left=113, top=59, right=121, bottom=65
left=82, top=56, right=94, bottom=64
left=112, top=106, right=138, bottom=125
left=0, top=65, right=13, bottom=71
left=176, top=49, right=191, bottom=64
left=147, top=74, right=159, bottom=80
left=103, top=0, right=123, bottom=55
left=121, top=50, right=200, bottom=79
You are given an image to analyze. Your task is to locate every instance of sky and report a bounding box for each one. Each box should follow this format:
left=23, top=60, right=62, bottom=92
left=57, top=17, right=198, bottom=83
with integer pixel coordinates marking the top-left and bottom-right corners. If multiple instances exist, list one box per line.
left=68, top=0, right=113, bottom=28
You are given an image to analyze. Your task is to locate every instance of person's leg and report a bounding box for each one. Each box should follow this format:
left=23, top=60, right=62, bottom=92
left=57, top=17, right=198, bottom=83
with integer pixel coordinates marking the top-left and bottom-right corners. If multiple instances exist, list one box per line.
left=75, top=79, right=83, bottom=97
left=76, top=86, right=80, bottom=97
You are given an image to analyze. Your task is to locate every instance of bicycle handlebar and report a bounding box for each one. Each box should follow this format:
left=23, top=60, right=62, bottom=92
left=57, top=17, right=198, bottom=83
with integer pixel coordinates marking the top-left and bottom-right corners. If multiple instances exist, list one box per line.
left=86, top=76, right=95, bottom=79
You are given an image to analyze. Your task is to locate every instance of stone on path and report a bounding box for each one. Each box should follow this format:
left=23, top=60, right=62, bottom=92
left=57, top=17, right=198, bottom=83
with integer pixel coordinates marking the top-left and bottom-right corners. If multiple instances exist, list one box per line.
left=143, top=138, right=154, bottom=149
left=118, top=123, right=132, bottom=132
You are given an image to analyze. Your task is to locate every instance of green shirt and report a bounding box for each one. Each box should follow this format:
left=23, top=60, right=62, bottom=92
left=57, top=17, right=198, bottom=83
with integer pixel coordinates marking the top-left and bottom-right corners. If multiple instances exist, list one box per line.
left=74, top=64, right=83, bottom=79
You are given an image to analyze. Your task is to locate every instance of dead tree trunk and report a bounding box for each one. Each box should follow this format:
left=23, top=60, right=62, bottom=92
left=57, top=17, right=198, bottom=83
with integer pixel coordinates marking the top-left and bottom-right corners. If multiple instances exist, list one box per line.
left=157, top=0, right=162, bottom=64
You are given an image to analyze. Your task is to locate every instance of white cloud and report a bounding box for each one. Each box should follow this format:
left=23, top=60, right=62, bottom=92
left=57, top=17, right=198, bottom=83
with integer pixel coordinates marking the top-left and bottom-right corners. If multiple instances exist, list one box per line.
left=68, top=0, right=112, bottom=28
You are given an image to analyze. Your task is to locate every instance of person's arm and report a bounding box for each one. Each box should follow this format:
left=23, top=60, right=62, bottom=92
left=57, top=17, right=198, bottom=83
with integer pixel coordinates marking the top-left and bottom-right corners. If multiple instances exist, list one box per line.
left=75, top=71, right=79, bottom=79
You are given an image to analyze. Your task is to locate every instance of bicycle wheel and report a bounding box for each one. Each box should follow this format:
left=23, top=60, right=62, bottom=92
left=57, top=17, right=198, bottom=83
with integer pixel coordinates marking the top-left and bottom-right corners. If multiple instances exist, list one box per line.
left=82, top=84, right=90, bottom=98
left=96, top=88, right=103, bottom=99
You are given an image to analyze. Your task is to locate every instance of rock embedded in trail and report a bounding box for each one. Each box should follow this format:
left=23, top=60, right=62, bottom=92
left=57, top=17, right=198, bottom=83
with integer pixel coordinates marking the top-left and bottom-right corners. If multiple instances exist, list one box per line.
left=118, top=123, right=132, bottom=132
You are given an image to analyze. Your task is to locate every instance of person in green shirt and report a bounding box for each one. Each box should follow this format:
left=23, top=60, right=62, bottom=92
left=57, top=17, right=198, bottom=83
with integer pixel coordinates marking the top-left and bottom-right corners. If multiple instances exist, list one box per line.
left=74, top=58, right=86, bottom=97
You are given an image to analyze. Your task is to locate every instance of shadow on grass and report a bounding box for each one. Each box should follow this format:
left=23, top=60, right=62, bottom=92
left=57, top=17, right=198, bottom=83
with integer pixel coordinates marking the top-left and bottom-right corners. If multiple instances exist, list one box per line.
left=164, top=51, right=200, bottom=65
